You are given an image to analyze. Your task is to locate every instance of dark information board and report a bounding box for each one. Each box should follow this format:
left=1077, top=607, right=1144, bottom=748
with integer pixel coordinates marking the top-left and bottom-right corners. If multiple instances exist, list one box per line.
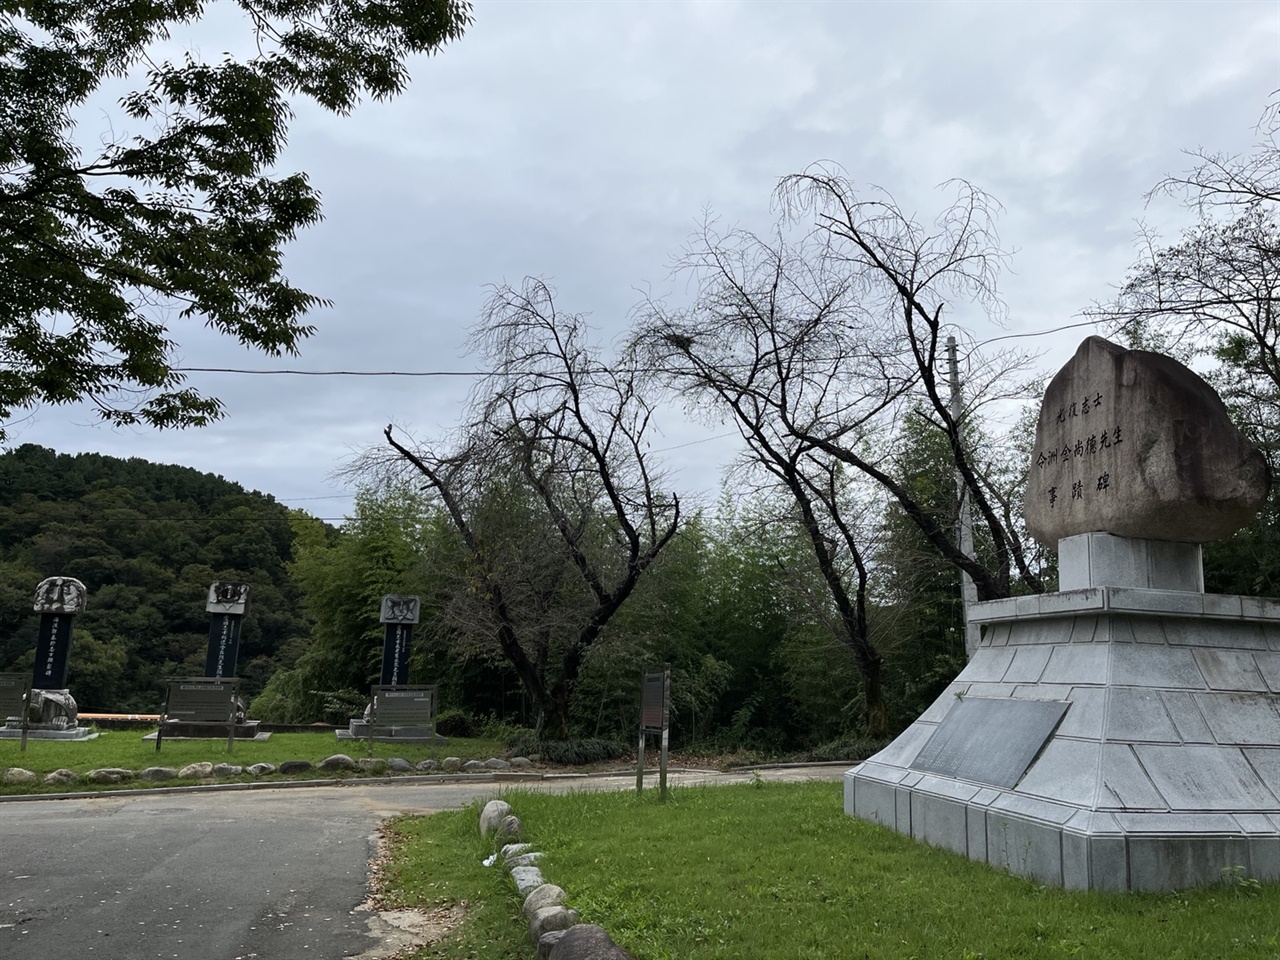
left=910, top=697, right=1070, bottom=788
left=641, top=670, right=668, bottom=732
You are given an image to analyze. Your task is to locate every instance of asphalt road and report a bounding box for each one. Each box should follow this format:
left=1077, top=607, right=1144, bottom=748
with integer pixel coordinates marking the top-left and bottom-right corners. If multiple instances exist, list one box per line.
left=0, top=766, right=846, bottom=960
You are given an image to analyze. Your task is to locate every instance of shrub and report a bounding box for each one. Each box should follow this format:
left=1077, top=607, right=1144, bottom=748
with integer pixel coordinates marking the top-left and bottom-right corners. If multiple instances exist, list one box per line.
left=434, top=708, right=477, bottom=738
left=513, top=736, right=627, bottom=765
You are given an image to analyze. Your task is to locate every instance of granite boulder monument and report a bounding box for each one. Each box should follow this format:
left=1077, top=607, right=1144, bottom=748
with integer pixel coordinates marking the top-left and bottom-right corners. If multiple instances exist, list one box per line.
left=844, top=336, right=1280, bottom=891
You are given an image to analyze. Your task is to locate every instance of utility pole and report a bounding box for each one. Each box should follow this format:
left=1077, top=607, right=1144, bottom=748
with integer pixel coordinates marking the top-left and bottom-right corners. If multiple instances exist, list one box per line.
left=947, top=336, right=981, bottom=660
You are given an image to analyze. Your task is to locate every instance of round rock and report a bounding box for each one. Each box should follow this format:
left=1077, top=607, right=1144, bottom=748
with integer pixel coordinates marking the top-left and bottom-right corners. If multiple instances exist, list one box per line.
left=415, top=759, right=439, bottom=772
left=522, top=883, right=567, bottom=919
left=88, top=767, right=135, bottom=783
left=318, top=754, right=357, bottom=771
left=3, top=767, right=36, bottom=785
left=212, top=763, right=242, bottom=777
left=43, top=768, right=77, bottom=785
left=137, top=766, right=178, bottom=782
left=178, top=762, right=214, bottom=779
left=1026, top=336, right=1270, bottom=544
left=278, top=760, right=314, bottom=774
left=247, top=762, right=276, bottom=776
left=387, top=757, right=413, bottom=772
left=441, top=756, right=463, bottom=772
left=546, top=924, right=634, bottom=959
left=480, top=799, right=513, bottom=837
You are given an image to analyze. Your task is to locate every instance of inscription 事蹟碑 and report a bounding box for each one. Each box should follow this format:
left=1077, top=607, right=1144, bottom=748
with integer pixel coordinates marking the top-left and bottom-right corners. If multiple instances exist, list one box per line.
left=1034, top=389, right=1124, bottom=511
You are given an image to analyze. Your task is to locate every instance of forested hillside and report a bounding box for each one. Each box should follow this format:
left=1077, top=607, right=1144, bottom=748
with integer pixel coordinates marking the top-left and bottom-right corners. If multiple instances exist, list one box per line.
left=0, top=444, right=312, bottom=711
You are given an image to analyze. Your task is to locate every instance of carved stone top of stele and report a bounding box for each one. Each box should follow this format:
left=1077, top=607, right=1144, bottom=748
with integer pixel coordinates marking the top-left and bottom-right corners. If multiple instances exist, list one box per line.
left=1023, top=336, right=1270, bottom=546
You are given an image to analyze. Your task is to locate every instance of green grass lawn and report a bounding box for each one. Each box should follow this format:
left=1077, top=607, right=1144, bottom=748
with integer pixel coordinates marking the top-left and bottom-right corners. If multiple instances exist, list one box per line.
left=381, top=781, right=1280, bottom=960
left=0, top=729, right=506, bottom=795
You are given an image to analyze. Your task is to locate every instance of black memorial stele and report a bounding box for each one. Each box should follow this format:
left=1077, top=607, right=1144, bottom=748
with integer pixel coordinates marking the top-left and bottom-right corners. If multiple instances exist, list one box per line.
left=1, top=576, right=96, bottom=741
left=338, top=595, right=447, bottom=743
left=155, top=582, right=263, bottom=741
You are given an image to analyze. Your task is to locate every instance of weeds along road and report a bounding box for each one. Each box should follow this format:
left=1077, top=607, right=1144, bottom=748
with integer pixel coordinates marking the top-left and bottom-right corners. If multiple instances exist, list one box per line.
left=0, top=765, right=845, bottom=960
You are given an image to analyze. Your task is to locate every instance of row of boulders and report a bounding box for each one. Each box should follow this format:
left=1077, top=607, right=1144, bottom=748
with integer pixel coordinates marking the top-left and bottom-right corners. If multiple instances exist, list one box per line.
left=2, top=754, right=535, bottom=787
left=479, top=799, right=633, bottom=960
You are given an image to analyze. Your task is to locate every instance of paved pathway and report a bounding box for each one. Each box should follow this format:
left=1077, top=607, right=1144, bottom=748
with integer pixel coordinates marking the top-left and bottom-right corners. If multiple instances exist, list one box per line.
left=0, top=766, right=846, bottom=959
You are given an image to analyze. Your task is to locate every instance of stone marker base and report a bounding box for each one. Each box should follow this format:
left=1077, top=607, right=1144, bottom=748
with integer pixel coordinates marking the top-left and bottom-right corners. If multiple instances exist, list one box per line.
left=151, top=720, right=266, bottom=740
left=0, top=725, right=98, bottom=741
left=337, top=720, right=448, bottom=743
left=847, top=533, right=1280, bottom=892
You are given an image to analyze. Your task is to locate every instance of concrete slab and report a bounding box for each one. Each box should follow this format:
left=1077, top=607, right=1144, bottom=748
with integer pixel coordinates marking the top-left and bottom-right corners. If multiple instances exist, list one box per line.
left=1160, top=690, right=1214, bottom=744
left=1110, top=588, right=1205, bottom=617
left=1111, top=645, right=1207, bottom=689
left=986, top=813, right=1064, bottom=886
left=1056, top=686, right=1107, bottom=739
left=911, top=791, right=968, bottom=856
left=1104, top=687, right=1180, bottom=742
left=1004, top=645, right=1053, bottom=683
left=1017, top=738, right=1100, bottom=807
left=1196, top=692, right=1280, bottom=745
left=1135, top=744, right=1279, bottom=810
left=1252, top=653, right=1280, bottom=693
left=849, top=777, right=897, bottom=826
left=1128, top=836, right=1251, bottom=891
left=958, top=647, right=1015, bottom=683
left=1193, top=649, right=1269, bottom=691
left=1069, top=616, right=1102, bottom=644
left=1043, top=644, right=1110, bottom=685
left=1088, top=835, right=1130, bottom=892
left=867, top=722, right=935, bottom=769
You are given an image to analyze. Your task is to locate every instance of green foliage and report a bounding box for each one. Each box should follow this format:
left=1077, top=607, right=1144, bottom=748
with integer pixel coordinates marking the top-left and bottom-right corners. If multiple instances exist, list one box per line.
left=433, top=707, right=476, bottom=738
left=250, top=483, right=439, bottom=722
left=0, top=0, right=470, bottom=434
left=0, top=444, right=311, bottom=709
left=503, top=729, right=627, bottom=765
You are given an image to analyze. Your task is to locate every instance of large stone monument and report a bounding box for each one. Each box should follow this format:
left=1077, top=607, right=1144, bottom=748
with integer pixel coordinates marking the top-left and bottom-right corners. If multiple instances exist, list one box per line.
left=1, top=576, right=97, bottom=741
left=338, top=594, right=445, bottom=742
left=151, top=581, right=263, bottom=741
left=845, top=336, right=1280, bottom=890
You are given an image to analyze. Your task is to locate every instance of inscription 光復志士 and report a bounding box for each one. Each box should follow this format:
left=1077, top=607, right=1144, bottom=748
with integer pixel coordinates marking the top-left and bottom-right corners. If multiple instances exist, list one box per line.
left=1034, top=390, right=1124, bottom=511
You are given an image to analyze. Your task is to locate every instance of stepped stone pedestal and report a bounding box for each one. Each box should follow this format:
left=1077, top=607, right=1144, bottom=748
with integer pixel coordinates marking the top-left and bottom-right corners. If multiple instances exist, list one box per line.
left=847, top=338, right=1280, bottom=891
left=846, top=533, right=1280, bottom=891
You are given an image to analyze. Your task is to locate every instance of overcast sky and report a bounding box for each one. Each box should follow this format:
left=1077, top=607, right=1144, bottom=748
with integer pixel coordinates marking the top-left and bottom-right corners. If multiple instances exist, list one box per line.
left=13, top=0, right=1280, bottom=522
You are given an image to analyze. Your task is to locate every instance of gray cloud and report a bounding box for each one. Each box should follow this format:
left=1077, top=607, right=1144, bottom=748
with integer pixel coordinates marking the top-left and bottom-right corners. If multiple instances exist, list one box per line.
left=20, top=0, right=1279, bottom=519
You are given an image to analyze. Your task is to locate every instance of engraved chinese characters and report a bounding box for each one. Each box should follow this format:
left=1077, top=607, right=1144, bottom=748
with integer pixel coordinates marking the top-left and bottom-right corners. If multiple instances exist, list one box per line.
left=1025, top=337, right=1270, bottom=545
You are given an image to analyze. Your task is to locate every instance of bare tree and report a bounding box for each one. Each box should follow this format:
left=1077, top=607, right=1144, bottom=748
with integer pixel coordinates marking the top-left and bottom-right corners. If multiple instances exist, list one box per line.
left=379, top=279, right=680, bottom=738
left=638, top=174, right=1043, bottom=704
left=773, top=166, right=1045, bottom=600
left=635, top=217, right=901, bottom=734
left=1090, top=98, right=1280, bottom=417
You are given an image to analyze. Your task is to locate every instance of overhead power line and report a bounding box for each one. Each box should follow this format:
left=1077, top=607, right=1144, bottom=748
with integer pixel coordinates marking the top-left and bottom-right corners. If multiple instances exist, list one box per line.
left=172, top=316, right=1106, bottom=380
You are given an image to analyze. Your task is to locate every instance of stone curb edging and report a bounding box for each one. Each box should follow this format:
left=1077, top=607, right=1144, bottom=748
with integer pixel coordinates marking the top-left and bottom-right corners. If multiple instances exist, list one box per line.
left=479, top=798, right=634, bottom=960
